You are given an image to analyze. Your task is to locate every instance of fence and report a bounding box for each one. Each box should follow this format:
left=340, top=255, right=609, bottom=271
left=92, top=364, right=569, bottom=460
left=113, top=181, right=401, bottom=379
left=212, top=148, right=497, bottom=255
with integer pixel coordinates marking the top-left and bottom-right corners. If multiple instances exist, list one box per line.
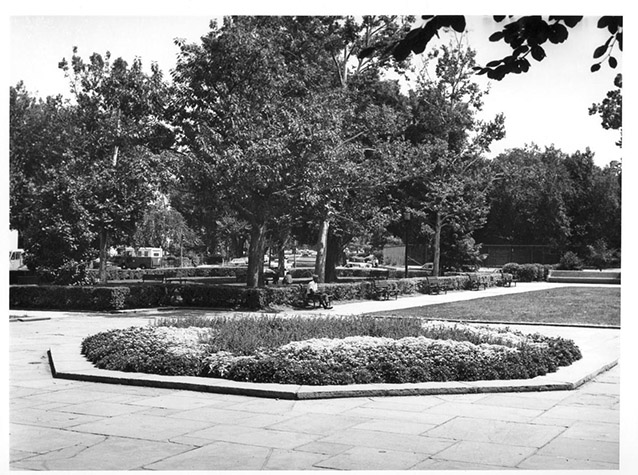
left=481, top=244, right=559, bottom=267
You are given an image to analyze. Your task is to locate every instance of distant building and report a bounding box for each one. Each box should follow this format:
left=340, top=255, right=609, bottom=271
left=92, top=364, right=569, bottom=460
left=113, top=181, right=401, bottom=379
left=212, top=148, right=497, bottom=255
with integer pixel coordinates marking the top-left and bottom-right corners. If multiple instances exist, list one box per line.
left=382, top=244, right=429, bottom=267
left=10, top=229, right=20, bottom=250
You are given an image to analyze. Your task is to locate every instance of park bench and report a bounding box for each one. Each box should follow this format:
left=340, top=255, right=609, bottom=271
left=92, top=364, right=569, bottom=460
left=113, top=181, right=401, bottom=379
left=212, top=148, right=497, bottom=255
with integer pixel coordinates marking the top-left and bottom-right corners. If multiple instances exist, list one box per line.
left=425, top=275, right=447, bottom=295
left=372, top=280, right=399, bottom=300
left=466, top=273, right=488, bottom=291
left=142, top=273, right=166, bottom=283
left=296, top=284, right=333, bottom=309
left=497, top=272, right=516, bottom=287
left=17, top=275, right=40, bottom=285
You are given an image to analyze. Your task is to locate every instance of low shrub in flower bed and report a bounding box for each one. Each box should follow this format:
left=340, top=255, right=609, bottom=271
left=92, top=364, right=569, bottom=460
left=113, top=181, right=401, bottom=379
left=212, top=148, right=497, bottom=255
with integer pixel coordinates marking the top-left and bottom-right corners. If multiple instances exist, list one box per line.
left=81, top=315, right=582, bottom=385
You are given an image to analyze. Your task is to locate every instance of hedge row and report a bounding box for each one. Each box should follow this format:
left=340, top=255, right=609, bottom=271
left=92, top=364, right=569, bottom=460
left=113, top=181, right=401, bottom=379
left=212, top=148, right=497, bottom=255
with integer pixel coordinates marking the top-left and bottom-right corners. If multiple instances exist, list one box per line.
left=501, top=263, right=552, bottom=282
left=9, top=285, right=130, bottom=311
left=84, top=265, right=432, bottom=282
left=87, top=266, right=239, bottom=281
left=10, top=272, right=508, bottom=312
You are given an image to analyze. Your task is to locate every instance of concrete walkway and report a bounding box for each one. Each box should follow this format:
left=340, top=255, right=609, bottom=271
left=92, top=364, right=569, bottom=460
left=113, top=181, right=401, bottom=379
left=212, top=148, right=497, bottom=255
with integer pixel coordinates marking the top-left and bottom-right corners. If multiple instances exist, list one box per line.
left=9, top=283, right=624, bottom=470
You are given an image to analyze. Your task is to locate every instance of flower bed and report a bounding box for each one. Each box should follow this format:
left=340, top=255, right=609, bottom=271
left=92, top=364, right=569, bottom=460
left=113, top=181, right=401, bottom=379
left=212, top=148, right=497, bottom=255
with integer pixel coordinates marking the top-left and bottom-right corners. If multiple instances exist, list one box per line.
left=81, top=316, right=582, bottom=385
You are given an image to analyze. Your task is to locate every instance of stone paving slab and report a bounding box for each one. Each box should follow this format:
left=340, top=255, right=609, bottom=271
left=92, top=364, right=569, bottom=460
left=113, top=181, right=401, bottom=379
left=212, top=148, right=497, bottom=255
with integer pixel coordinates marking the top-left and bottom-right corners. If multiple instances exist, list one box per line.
left=430, top=440, right=538, bottom=468
left=10, top=435, right=194, bottom=471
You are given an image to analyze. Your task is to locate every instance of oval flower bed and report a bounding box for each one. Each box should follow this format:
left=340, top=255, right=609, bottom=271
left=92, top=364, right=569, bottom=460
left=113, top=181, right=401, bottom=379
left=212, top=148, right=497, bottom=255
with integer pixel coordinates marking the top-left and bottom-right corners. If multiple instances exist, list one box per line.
left=80, top=316, right=582, bottom=386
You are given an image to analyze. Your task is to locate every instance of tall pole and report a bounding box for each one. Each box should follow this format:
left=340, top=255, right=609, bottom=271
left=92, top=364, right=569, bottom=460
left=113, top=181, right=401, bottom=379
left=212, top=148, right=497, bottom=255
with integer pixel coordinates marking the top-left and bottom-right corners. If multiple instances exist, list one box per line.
left=403, top=210, right=411, bottom=278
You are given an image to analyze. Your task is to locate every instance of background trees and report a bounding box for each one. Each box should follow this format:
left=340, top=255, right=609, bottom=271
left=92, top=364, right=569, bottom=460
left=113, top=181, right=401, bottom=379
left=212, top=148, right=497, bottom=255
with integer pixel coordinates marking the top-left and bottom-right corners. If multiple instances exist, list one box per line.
left=476, top=145, right=621, bottom=260
left=10, top=84, right=95, bottom=271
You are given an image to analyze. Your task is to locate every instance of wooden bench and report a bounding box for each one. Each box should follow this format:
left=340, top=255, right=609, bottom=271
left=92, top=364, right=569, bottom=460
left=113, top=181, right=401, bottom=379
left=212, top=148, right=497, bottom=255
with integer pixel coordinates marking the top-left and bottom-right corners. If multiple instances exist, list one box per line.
left=497, top=272, right=516, bottom=287
left=142, top=273, right=166, bottom=283
left=425, top=276, right=447, bottom=295
left=466, top=273, right=487, bottom=290
left=372, top=280, right=399, bottom=300
left=17, top=275, right=40, bottom=285
left=297, top=284, right=333, bottom=309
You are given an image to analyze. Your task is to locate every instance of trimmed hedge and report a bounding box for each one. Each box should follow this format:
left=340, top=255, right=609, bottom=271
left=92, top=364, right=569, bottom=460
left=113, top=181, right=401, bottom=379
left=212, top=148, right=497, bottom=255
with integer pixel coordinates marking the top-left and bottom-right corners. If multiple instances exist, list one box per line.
left=86, top=265, right=432, bottom=282
left=87, top=266, right=240, bottom=281
left=10, top=272, right=507, bottom=311
left=501, top=263, right=551, bottom=282
left=10, top=285, right=130, bottom=311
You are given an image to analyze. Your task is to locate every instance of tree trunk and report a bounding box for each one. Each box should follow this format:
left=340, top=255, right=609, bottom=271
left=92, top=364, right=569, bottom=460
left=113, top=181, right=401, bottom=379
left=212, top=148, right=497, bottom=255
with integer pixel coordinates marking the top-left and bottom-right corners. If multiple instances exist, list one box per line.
left=246, top=222, right=267, bottom=287
left=99, top=229, right=109, bottom=284
left=277, top=245, right=287, bottom=278
left=433, top=211, right=442, bottom=277
left=325, top=233, right=342, bottom=283
left=314, top=217, right=330, bottom=283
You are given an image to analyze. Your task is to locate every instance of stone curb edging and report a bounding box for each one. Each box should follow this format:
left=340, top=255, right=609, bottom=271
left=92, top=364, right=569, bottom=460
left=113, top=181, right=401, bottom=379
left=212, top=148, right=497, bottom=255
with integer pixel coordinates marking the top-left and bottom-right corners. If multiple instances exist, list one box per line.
left=47, top=345, right=618, bottom=401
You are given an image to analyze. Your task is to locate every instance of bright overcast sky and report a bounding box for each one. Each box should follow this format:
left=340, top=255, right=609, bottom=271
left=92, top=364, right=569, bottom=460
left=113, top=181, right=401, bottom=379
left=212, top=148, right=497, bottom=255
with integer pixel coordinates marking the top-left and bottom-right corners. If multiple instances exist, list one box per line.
left=6, top=4, right=628, bottom=168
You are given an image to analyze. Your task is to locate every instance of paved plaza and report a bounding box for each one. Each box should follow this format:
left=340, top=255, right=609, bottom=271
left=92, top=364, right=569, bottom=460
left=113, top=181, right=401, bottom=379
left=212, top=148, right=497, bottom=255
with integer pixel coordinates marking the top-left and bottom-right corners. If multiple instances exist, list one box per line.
left=9, top=283, right=630, bottom=471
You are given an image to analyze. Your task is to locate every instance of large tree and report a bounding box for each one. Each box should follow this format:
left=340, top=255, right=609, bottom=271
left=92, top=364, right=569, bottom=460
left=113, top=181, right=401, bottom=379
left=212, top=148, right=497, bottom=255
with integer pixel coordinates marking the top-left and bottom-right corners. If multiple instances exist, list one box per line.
left=397, top=40, right=504, bottom=275
left=170, top=17, right=342, bottom=287
left=56, top=49, right=173, bottom=282
left=302, top=16, right=415, bottom=282
left=170, top=16, right=415, bottom=285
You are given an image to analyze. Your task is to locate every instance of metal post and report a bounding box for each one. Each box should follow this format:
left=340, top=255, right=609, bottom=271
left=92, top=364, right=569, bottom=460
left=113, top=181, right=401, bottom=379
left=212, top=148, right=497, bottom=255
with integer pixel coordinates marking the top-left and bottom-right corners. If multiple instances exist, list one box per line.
left=403, top=210, right=411, bottom=278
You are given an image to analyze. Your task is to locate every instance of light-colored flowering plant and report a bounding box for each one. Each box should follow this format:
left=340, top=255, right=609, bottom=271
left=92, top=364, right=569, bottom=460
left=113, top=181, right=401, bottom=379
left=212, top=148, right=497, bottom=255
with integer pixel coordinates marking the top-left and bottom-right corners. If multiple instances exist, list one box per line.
left=82, top=318, right=581, bottom=384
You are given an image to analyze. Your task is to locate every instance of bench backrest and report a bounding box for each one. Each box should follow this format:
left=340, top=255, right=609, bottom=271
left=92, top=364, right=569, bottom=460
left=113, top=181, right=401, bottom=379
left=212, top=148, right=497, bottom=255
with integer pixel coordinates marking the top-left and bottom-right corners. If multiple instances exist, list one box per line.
left=375, top=280, right=393, bottom=288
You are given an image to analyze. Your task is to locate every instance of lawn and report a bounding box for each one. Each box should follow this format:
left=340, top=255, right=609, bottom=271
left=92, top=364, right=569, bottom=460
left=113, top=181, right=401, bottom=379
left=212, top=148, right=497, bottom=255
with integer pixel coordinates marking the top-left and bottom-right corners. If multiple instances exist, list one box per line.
left=370, top=287, right=620, bottom=327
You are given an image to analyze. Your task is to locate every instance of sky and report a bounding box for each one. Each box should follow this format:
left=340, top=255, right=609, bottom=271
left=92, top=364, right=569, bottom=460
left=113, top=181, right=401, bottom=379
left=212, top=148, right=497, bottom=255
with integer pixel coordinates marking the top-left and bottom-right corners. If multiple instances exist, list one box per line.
left=7, top=9, right=627, bottom=168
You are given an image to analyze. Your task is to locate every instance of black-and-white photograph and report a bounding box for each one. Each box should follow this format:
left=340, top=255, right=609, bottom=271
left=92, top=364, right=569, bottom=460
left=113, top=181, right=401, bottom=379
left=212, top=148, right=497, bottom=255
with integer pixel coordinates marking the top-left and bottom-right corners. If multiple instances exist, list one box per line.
left=7, top=2, right=634, bottom=472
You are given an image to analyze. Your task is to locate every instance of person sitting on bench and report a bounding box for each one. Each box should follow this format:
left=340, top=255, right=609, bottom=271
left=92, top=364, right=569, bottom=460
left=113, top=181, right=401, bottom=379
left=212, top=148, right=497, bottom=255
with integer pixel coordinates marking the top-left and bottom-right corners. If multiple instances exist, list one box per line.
left=305, top=274, right=331, bottom=309
left=283, top=271, right=293, bottom=285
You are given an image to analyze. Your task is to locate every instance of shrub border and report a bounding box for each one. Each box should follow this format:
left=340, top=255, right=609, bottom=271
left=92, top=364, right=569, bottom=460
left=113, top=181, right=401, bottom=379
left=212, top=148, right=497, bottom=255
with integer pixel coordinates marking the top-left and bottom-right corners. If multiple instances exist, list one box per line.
left=10, top=272, right=508, bottom=311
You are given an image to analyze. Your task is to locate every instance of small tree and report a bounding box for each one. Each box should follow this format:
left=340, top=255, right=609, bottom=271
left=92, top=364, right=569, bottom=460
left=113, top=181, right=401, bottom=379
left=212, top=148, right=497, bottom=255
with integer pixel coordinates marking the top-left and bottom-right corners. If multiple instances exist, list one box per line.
left=558, top=251, right=583, bottom=271
left=587, top=239, right=615, bottom=271
left=398, top=39, right=504, bottom=276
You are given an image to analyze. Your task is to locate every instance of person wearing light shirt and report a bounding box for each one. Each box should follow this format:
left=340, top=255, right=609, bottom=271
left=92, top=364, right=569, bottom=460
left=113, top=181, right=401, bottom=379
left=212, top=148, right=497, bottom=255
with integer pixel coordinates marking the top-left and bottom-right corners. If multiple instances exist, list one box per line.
left=305, top=274, right=331, bottom=309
